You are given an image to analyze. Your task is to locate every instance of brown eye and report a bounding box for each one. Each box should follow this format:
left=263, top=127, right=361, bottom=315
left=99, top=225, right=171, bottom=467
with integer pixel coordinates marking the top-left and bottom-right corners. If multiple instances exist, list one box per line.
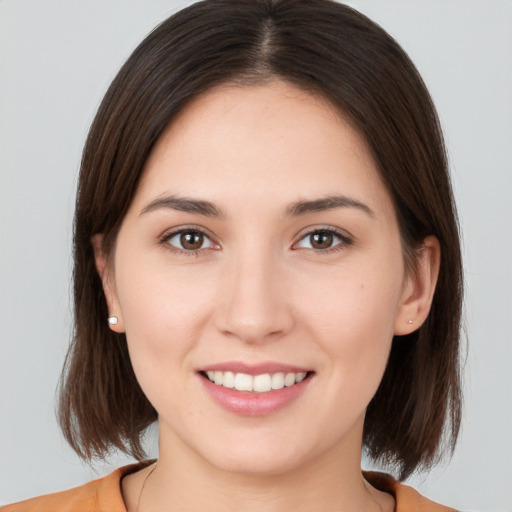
left=165, top=230, right=215, bottom=252
left=294, top=229, right=350, bottom=251
left=310, top=231, right=334, bottom=249
left=180, top=231, right=204, bottom=250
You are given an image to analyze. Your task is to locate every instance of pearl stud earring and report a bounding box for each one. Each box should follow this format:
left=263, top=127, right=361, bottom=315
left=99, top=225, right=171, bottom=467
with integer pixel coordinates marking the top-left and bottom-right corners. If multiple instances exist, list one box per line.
left=108, top=316, right=119, bottom=326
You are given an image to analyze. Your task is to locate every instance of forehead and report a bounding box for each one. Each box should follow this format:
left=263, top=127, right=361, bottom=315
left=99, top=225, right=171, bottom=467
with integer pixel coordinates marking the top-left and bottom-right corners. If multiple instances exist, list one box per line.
left=135, top=81, right=392, bottom=216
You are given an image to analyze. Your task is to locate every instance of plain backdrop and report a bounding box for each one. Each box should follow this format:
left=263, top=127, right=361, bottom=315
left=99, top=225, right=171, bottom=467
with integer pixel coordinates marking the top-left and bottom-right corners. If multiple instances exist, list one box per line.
left=1, top=1, right=511, bottom=510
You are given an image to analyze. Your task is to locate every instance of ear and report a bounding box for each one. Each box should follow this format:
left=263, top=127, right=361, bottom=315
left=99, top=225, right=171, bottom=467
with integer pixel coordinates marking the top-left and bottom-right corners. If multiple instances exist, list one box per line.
left=394, top=236, right=441, bottom=335
left=91, top=234, right=124, bottom=333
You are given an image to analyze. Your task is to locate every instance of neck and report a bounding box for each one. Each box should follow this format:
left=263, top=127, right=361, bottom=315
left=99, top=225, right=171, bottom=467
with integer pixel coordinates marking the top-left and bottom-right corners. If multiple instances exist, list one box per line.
left=128, top=426, right=393, bottom=512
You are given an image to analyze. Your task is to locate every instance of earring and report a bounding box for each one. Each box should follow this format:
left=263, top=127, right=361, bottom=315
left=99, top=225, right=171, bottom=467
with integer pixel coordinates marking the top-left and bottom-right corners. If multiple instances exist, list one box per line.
left=108, top=316, right=119, bottom=326
left=407, top=319, right=414, bottom=324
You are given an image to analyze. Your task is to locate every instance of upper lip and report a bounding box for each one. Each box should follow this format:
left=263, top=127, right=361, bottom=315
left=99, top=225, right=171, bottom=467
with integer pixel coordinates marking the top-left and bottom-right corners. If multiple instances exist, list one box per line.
left=198, top=361, right=312, bottom=375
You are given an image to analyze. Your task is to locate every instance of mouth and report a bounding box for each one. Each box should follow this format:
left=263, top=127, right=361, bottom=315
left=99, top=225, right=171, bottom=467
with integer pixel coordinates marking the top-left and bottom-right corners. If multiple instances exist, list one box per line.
left=200, top=370, right=313, bottom=393
left=197, top=364, right=315, bottom=416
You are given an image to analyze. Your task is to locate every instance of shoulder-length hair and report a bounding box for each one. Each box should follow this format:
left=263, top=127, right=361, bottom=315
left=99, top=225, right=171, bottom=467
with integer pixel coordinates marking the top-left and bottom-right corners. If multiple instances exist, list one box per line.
left=59, top=0, right=463, bottom=481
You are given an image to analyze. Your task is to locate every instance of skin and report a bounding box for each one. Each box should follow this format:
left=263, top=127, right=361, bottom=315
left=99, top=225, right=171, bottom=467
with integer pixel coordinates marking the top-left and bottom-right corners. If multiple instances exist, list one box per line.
left=95, top=81, right=440, bottom=511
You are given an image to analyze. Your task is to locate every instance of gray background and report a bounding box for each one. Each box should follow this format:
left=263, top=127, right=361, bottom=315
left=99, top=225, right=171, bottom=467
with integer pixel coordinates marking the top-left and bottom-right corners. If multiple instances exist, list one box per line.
left=1, top=1, right=511, bottom=510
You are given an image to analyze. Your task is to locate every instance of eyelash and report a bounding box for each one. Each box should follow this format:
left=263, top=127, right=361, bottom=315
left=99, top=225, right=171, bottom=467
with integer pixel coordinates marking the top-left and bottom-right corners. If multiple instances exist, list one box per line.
left=160, top=227, right=218, bottom=257
left=159, top=226, right=353, bottom=256
left=292, top=227, right=353, bottom=253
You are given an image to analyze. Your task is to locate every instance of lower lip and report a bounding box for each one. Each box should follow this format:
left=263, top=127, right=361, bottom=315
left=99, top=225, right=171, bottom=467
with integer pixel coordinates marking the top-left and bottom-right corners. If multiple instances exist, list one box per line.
left=200, top=374, right=312, bottom=417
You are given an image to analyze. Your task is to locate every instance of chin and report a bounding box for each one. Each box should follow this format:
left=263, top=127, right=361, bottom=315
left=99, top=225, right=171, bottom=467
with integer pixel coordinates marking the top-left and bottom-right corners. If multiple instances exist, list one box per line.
left=194, top=430, right=315, bottom=478
left=211, top=450, right=306, bottom=477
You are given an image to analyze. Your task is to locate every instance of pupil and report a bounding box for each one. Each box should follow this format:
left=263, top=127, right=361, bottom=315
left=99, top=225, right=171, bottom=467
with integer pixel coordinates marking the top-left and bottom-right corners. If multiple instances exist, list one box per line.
left=181, top=232, right=203, bottom=250
left=311, top=232, right=333, bottom=249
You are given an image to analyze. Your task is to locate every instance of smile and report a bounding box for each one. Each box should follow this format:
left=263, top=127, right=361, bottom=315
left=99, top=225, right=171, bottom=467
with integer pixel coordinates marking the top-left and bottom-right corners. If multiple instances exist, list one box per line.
left=199, top=366, right=314, bottom=416
left=204, top=371, right=308, bottom=393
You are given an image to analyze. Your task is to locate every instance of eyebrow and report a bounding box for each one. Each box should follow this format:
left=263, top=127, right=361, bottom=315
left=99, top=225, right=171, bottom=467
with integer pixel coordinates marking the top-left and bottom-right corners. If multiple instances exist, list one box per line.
left=140, top=193, right=373, bottom=219
left=285, top=195, right=374, bottom=218
left=140, top=195, right=225, bottom=218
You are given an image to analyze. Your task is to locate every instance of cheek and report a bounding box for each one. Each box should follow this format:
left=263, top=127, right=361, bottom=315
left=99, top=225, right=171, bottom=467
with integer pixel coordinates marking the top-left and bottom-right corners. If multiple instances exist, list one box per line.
left=296, top=256, right=404, bottom=384
left=113, top=263, right=221, bottom=423
left=300, top=257, right=402, bottom=330
left=114, top=256, right=219, bottom=377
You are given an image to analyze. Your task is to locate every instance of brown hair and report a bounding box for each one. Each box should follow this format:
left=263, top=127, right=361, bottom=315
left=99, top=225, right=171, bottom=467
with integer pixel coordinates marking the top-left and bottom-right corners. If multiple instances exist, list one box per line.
left=59, top=0, right=463, bottom=481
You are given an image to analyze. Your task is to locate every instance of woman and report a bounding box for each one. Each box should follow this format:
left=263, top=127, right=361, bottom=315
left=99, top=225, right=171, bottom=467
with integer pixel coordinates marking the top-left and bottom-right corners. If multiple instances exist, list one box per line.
left=3, top=1, right=464, bottom=510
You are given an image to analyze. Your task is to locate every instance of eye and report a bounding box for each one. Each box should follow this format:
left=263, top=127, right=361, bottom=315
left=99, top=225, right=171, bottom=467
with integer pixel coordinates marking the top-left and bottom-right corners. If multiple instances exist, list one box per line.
left=164, top=229, right=216, bottom=252
left=294, top=229, right=350, bottom=251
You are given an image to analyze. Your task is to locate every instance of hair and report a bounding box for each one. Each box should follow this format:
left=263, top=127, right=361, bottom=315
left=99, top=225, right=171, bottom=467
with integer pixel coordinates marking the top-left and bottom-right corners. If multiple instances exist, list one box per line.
left=59, top=0, right=463, bottom=481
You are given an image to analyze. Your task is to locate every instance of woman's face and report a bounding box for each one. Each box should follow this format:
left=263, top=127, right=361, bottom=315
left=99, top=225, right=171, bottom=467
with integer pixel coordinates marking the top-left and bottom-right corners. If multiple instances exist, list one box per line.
left=101, top=81, right=420, bottom=475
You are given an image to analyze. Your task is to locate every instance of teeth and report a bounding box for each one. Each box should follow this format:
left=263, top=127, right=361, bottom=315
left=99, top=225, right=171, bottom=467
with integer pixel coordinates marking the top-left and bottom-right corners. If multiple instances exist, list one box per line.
left=205, top=370, right=308, bottom=392
left=284, top=372, right=296, bottom=387
left=234, top=373, right=253, bottom=391
left=253, top=374, right=272, bottom=392
left=222, top=371, right=235, bottom=388
left=271, top=372, right=285, bottom=390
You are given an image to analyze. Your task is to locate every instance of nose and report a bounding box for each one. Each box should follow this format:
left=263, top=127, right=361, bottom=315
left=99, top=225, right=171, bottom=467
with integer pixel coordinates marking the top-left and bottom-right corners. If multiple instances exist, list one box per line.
left=215, top=250, right=294, bottom=344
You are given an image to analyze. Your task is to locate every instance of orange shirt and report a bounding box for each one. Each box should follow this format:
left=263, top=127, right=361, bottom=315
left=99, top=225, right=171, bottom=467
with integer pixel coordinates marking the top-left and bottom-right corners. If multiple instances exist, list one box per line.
left=2, top=462, right=456, bottom=511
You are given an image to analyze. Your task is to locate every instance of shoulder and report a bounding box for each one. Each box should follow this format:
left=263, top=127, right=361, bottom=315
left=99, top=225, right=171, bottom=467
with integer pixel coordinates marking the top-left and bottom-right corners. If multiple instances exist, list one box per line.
left=1, top=462, right=149, bottom=512
left=364, top=471, right=457, bottom=512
